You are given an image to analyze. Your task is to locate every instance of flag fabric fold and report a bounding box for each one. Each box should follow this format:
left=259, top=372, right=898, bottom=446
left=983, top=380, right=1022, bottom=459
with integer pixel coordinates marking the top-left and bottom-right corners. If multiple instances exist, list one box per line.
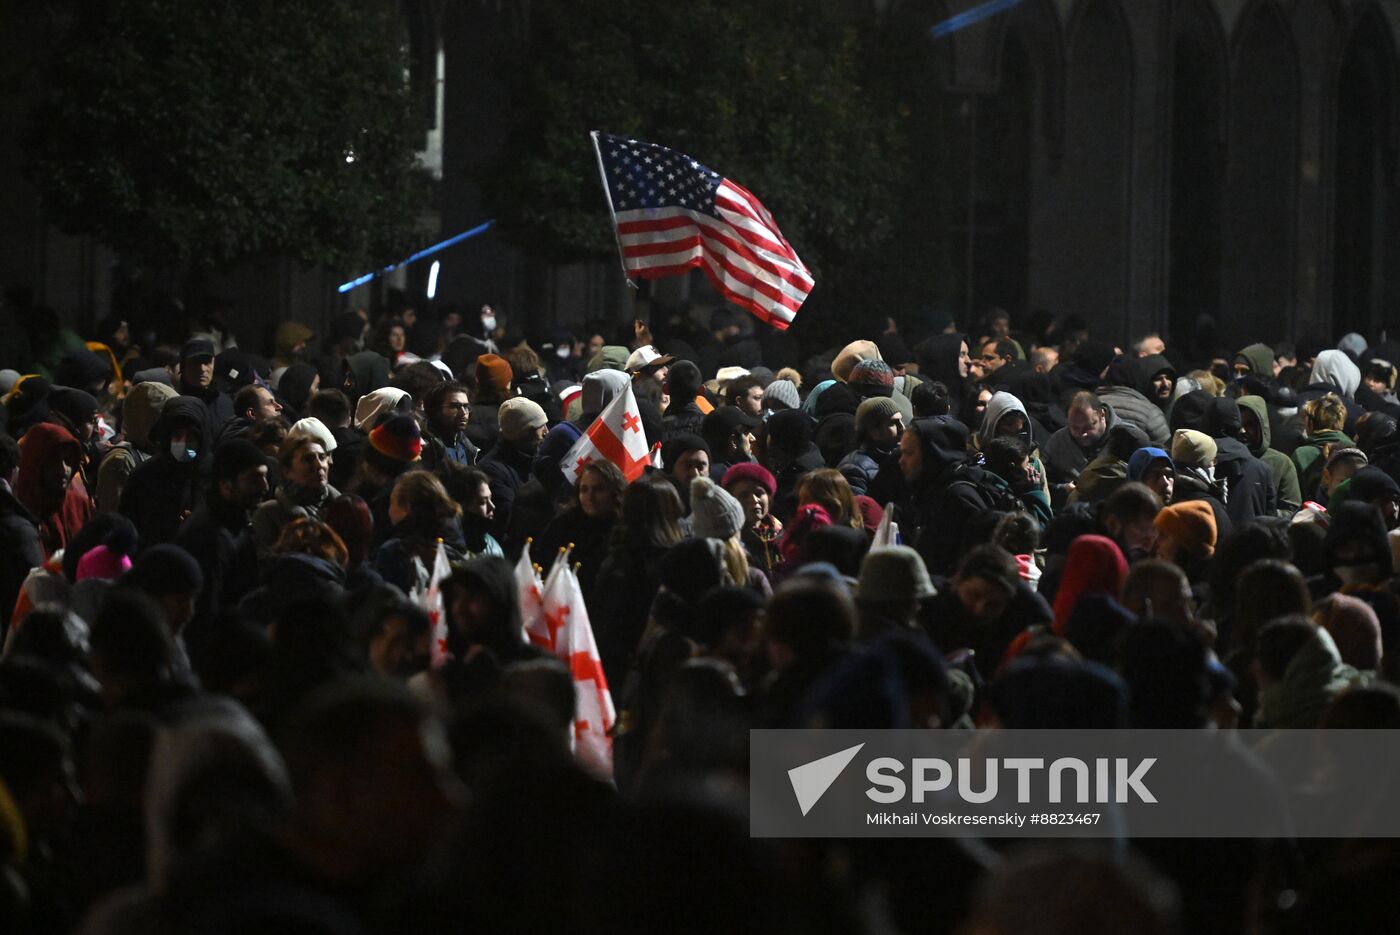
left=418, top=539, right=453, bottom=669
left=562, top=381, right=655, bottom=485
left=515, top=547, right=550, bottom=651
left=591, top=131, right=813, bottom=331
left=871, top=507, right=900, bottom=548
left=541, top=555, right=616, bottom=780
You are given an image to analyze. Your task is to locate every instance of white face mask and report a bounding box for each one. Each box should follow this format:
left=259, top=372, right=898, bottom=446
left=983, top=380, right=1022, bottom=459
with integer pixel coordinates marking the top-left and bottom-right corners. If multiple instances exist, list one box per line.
left=170, top=441, right=198, bottom=463
left=555, top=346, right=570, bottom=359
left=481, top=315, right=497, bottom=333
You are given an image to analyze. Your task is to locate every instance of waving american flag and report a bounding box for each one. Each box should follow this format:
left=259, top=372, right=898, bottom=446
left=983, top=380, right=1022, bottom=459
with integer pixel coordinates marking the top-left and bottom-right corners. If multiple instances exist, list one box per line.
left=591, top=131, right=814, bottom=331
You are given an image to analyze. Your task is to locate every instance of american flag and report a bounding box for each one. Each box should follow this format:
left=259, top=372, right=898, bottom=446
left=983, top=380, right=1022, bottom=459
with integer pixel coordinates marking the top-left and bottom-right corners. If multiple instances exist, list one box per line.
left=591, top=132, right=814, bottom=331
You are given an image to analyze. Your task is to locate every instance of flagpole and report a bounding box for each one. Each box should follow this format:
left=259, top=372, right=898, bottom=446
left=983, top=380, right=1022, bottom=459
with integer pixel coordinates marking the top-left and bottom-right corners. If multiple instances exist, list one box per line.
left=589, top=130, right=637, bottom=288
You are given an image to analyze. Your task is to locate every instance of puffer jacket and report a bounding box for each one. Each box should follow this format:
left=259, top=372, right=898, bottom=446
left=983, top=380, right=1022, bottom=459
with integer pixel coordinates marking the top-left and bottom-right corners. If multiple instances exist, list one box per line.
left=1097, top=357, right=1169, bottom=446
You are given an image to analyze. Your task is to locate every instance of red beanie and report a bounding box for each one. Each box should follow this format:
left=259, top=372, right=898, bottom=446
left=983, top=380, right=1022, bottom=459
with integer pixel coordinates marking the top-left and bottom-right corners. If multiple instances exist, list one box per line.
left=476, top=354, right=512, bottom=394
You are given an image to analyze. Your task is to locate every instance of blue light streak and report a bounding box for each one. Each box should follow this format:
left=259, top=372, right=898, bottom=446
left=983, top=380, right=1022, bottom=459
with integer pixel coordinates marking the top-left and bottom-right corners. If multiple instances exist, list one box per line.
left=337, top=219, right=496, bottom=294
left=930, top=0, right=1027, bottom=39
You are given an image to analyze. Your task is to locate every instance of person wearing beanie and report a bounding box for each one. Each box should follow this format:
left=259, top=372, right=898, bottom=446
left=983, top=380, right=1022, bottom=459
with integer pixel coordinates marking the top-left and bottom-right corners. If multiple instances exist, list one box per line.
left=690, top=475, right=745, bottom=540
left=838, top=397, right=904, bottom=497
left=700, top=406, right=760, bottom=485
left=722, top=461, right=783, bottom=578
left=586, top=345, right=631, bottom=373
left=857, top=545, right=936, bottom=636
left=467, top=353, right=513, bottom=451
left=173, top=440, right=270, bottom=663
left=762, top=379, right=800, bottom=413
left=832, top=340, right=883, bottom=383
left=176, top=337, right=236, bottom=432
left=122, top=542, right=207, bottom=677
left=1168, top=428, right=1232, bottom=537
left=94, top=380, right=178, bottom=514
left=662, top=360, right=706, bottom=440
left=367, top=413, right=424, bottom=466
left=286, top=416, right=338, bottom=455
left=480, top=397, right=549, bottom=542
left=353, top=385, right=412, bottom=431
left=660, top=433, right=712, bottom=512
left=847, top=359, right=896, bottom=401
left=1154, top=500, right=1218, bottom=575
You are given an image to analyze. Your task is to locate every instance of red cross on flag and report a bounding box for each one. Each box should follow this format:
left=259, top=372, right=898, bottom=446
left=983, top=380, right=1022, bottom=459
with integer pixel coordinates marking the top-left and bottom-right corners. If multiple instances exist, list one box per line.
left=541, top=555, right=616, bottom=780
left=515, top=548, right=550, bottom=651
left=416, top=539, right=453, bottom=669
left=563, top=381, right=657, bottom=485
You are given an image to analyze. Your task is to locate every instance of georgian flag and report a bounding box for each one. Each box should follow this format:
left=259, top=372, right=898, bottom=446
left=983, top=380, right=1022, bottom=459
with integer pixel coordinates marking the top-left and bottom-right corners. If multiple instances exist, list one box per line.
left=515, top=547, right=551, bottom=651
left=562, top=381, right=657, bottom=484
left=418, top=539, right=453, bottom=668
left=541, top=556, right=616, bottom=780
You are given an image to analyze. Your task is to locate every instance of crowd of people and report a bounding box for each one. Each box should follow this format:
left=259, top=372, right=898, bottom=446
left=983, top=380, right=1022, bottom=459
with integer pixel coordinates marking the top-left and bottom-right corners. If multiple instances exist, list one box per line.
left=1, top=291, right=1399, bottom=934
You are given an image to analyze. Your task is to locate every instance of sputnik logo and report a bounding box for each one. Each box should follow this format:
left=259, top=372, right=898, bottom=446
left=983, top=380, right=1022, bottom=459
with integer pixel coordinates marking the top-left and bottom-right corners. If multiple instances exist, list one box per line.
left=788, top=743, right=864, bottom=816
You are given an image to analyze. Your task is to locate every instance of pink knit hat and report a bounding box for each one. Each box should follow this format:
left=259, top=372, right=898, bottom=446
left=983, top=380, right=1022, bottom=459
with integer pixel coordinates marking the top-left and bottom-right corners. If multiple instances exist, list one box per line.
left=76, top=545, right=133, bottom=582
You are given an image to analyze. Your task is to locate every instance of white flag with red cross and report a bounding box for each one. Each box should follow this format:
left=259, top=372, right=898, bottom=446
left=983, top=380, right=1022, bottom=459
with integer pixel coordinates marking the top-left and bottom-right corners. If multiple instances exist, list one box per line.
left=541, top=556, right=616, bottom=780
left=562, top=381, right=658, bottom=484
left=515, top=547, right=551, bottom=651
left=419, top=539, right=453, bottom=668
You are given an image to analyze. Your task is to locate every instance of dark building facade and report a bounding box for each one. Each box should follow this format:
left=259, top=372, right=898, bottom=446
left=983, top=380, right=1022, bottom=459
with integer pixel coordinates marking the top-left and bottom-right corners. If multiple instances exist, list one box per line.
left=3, top=0, right=1399, bottom=349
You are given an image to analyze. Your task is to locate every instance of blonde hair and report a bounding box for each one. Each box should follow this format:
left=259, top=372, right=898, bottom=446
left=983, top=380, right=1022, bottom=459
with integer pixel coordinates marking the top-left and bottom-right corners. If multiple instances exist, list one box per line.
left=797, top=468, right=863, bottom=530
left=1303, top=393, right=1346, bottom=434
left=1187, top=370, right=1224, bottom=397
left=721, top=534, right=750, bottom=584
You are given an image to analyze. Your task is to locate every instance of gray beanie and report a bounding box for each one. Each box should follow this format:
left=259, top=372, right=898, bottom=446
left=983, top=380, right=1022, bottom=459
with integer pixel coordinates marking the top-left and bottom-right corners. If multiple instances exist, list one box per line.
left=762, top=379, right=800, bottom=411
left=690, top=475, right=746, bottom=539
left=858, top=546, right=937, bottom=603
left=498, top=397, right=548, bottom=443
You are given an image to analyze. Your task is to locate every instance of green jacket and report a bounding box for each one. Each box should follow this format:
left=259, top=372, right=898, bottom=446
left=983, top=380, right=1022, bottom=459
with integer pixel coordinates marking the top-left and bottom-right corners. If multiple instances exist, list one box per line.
left=1293, top=428, right=1354, bottom=500
left=1238, top=396, right=1301, bottom=515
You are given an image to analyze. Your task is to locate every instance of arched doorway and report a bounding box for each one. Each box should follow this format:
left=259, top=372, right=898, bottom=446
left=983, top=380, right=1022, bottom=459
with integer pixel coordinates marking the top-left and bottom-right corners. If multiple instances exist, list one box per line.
left=1332, top=5, right=1398, bottom=341
left=1167, top=0, right=1225, bottom=352
left=1220, top=1, right=1298, bottom=349
left=1043, top=0, right=1133, bottom=337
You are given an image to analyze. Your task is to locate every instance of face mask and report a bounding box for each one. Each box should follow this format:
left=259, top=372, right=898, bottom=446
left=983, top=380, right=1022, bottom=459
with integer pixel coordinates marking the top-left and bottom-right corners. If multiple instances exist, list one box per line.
left=170, top=441, right=198, bottom=463
left=481, top=316, right=497, bottom=332
left=1335, top=563, right=1381, bottom=586
left=555, top=346, right=570, bottom=359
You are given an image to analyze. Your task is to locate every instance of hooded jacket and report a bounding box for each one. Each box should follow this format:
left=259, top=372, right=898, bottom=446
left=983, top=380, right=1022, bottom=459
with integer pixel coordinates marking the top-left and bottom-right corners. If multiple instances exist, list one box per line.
left=1238, top=395, right=1301, bottom=515
left=15, top=422, right=86, bottom=556
left=95, top=381, right=178, bottom=513
left=1096, top=358, right=1170, bottom=446
left=1235, top=343, right=1276, bottom=377
left=119, top=396, right=208, bottom=547
left=1310, top=350, right=1362, bottom=399
left=1204, top=398, right=1277, bottom=525
left=1255, top=627, right=1360, bottom=729
left=1137, top=354, right=1177, bottom=411
left=907, top=417, right=1019, bottom=575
